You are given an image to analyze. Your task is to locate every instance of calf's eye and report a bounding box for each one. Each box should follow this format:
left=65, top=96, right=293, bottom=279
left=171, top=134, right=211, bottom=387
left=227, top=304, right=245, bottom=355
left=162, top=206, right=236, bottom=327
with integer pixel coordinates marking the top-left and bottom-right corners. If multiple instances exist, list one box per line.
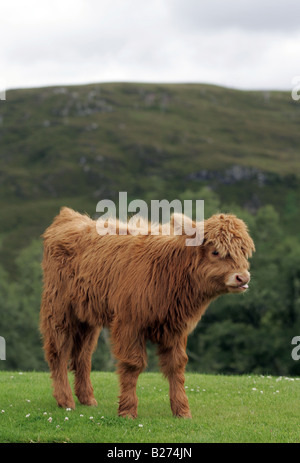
left=212, top=251, right=219, bottom=256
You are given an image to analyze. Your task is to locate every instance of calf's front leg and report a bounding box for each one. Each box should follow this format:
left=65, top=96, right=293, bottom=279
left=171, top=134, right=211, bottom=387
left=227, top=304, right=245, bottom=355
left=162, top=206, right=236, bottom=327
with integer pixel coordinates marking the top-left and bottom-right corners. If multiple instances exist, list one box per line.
left=117, top=362, right=143, bottom=419
left=158, top=335, right=191, bottom=418
left=111, top=320, right=147, bottom=419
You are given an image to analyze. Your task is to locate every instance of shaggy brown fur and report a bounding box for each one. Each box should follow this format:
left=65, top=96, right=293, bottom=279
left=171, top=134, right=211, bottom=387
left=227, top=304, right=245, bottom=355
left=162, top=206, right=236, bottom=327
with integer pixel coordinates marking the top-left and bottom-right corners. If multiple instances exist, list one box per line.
left=40, top=207, right=255, bottom=418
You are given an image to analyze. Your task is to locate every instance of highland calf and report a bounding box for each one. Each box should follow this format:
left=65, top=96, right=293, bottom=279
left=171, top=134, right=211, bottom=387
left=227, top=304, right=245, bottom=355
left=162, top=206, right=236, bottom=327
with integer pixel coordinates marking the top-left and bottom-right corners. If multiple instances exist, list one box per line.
left=40, top=207, right=255, bottom=418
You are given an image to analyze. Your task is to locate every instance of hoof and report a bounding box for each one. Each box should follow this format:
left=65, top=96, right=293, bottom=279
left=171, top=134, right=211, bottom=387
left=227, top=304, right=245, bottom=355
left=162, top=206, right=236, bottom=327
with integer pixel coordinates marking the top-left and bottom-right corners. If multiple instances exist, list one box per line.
left=79, top=397, right=98, bottom=407
left=57, top=398, right=76, bottom=410
left=118, top=410, right=137, bottom=419
left=177, top=414, right=192, bottom=419
left=174, top=411, right=192, bottom=419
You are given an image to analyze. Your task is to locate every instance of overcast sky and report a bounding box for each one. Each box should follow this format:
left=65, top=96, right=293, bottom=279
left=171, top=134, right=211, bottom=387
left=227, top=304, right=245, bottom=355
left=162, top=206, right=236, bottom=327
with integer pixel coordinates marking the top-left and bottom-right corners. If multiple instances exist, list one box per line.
left=1, top=0, right=300, bottom=91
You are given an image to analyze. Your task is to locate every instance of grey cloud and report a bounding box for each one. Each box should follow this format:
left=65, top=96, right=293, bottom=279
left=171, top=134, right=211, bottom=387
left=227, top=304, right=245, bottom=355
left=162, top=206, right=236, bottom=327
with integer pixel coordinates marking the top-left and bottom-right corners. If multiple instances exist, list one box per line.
left=1, top=0, right=299, bottom=90
left=168, top=0, right=300, bottom=32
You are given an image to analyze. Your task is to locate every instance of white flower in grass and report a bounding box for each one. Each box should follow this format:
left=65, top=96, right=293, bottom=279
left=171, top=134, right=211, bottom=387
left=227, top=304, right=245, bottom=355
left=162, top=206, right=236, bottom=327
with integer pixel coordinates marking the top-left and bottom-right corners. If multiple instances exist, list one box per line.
left=138, top=424, right=143, bottom=427
left=89, top=416, right=94, bottom=420
left=1, top=410, right=5, bottom=413
left=47, top=417, right=53, bottom=423
left=66, top=407, right=72, bottom=411
left=26, top=414, right=30, bottom=418
left=64, top=417, right=69, bottom=421
left=43, top=412, right=47, bottom=415
left=26, top=399, right=31, bottom=403
left=56, top=425, right=60, bottom=429
left=80, top=414, right=84, bottom=417
left=252, top=388, right=257, bottom=391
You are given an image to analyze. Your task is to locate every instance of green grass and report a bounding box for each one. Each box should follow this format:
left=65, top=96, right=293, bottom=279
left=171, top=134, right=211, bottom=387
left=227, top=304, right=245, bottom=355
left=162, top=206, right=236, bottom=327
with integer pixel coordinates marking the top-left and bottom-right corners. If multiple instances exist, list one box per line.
left=0, top=371, right=299, bottom=443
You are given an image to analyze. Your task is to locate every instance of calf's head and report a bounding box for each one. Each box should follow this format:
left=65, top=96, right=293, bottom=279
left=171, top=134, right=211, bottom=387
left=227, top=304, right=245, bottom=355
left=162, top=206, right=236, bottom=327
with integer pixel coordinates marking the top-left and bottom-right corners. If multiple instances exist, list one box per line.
left=172, top=212, right=255, bottom=297
left=201, top=213, right=255, bottom=295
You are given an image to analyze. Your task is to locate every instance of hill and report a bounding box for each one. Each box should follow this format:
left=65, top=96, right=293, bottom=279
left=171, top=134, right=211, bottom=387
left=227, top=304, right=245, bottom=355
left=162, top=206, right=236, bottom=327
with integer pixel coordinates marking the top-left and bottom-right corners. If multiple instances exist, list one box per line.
left=0, top=82, right=299, bottom=272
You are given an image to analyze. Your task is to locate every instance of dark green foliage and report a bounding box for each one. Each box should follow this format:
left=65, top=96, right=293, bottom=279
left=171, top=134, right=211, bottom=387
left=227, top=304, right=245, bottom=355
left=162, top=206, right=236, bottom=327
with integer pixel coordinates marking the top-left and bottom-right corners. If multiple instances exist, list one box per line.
left=0, top=195, right=299, bottom=375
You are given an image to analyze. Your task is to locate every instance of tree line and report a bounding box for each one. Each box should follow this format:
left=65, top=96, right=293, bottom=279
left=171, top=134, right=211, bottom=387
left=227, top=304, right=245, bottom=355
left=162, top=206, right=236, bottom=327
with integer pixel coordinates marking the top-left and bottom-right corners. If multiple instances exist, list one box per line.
left=0, top=188, right=299, bottom=376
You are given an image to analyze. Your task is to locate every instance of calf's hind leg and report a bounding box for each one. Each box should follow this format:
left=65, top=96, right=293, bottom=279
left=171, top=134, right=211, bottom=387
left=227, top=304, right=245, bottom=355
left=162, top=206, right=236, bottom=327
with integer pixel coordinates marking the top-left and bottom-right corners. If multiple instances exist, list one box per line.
left=42, top=324, right=75, bottom=409
left=70, top=322, right=101, bottom=406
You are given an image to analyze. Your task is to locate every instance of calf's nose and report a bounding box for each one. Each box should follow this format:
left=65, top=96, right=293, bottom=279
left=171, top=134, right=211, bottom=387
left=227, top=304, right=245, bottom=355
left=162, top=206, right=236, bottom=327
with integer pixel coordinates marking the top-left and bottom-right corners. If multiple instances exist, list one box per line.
left=235, top=272, right=250, bottom=285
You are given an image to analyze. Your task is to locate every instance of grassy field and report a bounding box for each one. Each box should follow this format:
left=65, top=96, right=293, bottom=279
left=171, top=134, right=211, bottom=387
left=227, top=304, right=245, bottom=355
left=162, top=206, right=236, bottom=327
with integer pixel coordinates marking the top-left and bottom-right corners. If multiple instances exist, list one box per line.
left=0, top=371, right=299, bottom=443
